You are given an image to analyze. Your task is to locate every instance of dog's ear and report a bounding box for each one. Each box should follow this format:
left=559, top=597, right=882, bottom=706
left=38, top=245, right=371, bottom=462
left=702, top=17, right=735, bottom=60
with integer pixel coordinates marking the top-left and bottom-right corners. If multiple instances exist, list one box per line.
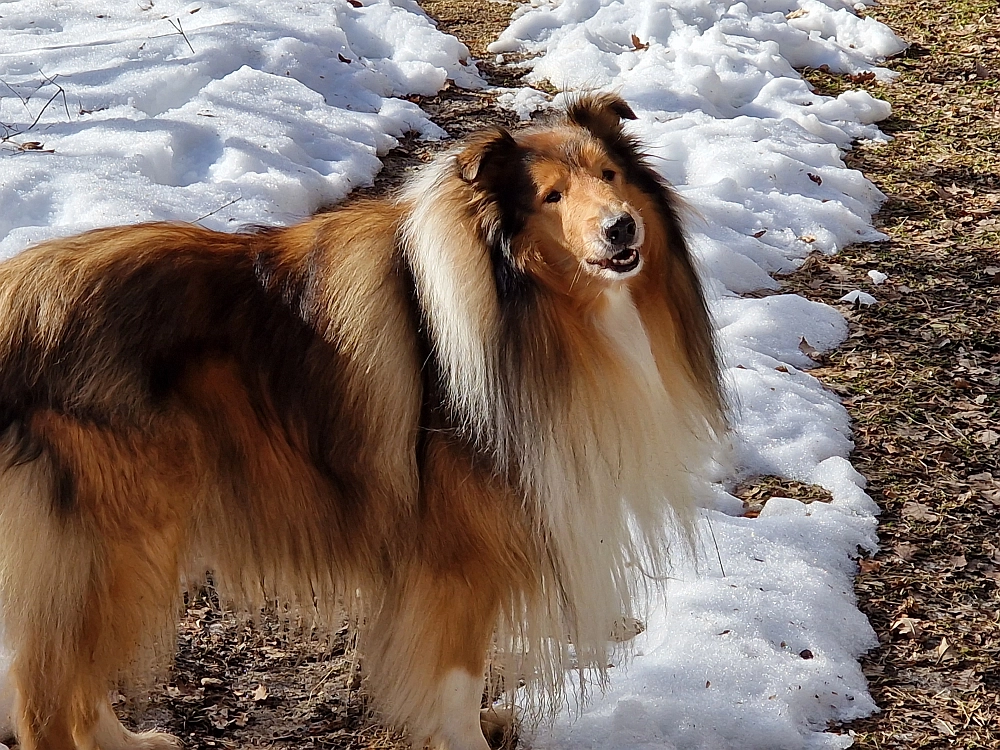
left=566, top=93, right=637, bottom=140
left=456, top=127, right=520, bottom=183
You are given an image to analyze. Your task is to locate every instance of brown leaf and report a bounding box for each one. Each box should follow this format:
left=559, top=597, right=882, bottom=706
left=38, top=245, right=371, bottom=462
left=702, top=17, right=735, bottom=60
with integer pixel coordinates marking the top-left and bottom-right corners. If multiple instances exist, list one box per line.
left=846, top=71, right=877, bottom=84
left=858, top=559, right=881, bottom=574
left=753, top=229, right=767, bottom=238
left=933, top=718, right=956, bottom=737
left=252, top=684, right=268, bottom=701
left=631, top=34, right=649, bottom=51
left=901, top=501, right=939, bottom=523
left=891, top=616, right=921, bottom=638
left=807, top=173, right=822, bottom=185
left=934, top=636, right=957, bottom=662
left=975, top=429, right=999, bottom=446
left=338, top=53, right=352, bottom=63
left=798, top=337, right=821, bottom=360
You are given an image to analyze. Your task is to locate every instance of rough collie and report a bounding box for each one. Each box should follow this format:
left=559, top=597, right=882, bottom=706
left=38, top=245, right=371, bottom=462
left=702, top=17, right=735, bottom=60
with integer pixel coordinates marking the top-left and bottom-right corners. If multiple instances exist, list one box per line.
left=0, top=94, right=723, bottom=750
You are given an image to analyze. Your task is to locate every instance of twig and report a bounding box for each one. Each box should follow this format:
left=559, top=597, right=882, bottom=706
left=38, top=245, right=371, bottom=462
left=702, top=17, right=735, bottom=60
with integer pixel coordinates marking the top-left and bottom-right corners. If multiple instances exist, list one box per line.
left=193, top=196, right=242, bottom=224
left=27, top=87, right=64, bottom=131
left=39, top=72, right=71, bottom=121
left=168, top=18, right=196, bottom=55
left=0, top=78, right=28, bottom=108
left=704, top=511, right=726, bottom=578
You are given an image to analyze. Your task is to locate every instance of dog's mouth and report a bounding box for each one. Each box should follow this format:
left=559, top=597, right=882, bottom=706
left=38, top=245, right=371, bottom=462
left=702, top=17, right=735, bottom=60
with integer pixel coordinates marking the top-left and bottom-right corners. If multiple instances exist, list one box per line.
left=588, top=246, right=641, bottom=274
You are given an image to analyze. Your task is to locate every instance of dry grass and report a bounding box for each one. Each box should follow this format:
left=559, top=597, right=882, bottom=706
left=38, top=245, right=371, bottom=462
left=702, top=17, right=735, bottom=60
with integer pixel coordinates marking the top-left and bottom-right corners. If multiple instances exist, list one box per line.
left=790, top=0, right=1000, bottom=745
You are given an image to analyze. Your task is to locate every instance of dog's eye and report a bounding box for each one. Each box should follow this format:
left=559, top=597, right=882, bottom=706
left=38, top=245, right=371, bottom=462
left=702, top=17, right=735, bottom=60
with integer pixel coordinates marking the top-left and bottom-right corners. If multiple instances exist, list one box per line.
left=602, top=169, right=616, bottom=182
left=544, top=191, right=562, bottom=203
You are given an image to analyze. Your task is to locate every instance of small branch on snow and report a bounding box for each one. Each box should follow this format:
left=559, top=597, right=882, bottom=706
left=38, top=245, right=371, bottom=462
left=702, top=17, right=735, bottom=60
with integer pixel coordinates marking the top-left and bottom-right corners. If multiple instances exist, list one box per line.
left=151, top=18, right=196, bottom=55
left=193, top=196, right=243, bottom=225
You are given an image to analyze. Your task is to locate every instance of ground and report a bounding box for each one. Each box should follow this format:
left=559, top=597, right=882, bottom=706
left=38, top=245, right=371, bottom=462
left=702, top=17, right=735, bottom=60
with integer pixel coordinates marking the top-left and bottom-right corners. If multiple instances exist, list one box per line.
left=58, top=0, right=1000, bottom=747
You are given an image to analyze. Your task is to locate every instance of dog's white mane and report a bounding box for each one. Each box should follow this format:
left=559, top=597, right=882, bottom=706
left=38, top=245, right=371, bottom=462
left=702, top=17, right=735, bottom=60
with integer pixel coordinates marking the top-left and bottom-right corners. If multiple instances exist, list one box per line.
left=400, top=148, right=717, bottom=713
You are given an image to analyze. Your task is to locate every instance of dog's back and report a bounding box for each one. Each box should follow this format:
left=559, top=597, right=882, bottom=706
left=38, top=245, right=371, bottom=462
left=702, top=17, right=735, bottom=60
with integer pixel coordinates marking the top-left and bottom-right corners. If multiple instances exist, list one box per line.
left=0, top=209, right=425, bottom=750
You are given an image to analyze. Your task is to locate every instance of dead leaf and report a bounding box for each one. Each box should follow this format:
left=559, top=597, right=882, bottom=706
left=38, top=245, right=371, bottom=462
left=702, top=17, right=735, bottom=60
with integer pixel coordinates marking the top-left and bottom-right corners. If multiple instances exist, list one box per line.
left=799, top=235, right=817, bottom=243
left=975, top=429, right=999, bottom=446
left=858, top=559, right=881, bottom=574
left=891, top=616, right=921, bottom=638
left=786, top=8, right=807, bottom=18
left=934, top=637, right=957, bottom=662
left=753, top=229, right=767, bottom=238
left=338, top=53, right=352, bottom=63
left=902, top=502, right=939, bottom=523
left=630, top=34, right=649, bottom=51
left=807, top=173, right=822, bottom=185
left=933, top=718, right=956, bottom=737
left=252, top=684, right=268, bottom=701
left=893, top=541, right=918, bottom=560
left=846, top=71, right=877, bottom=84
left=798, top=337, right=822, bottom=361
left=948, top=554, right=967, bottom=570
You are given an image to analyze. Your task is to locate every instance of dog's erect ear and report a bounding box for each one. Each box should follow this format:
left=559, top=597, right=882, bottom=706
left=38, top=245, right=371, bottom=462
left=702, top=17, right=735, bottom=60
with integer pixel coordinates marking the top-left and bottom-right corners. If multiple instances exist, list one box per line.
left=456, top=127, right=520, bottom=183
left=566, top=93, right=637, bottom=140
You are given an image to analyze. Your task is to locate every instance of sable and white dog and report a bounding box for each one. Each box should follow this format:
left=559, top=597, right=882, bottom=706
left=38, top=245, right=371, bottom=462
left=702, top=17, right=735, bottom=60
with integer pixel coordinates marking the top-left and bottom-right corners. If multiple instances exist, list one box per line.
left=0, top=94, right=723, bottom=750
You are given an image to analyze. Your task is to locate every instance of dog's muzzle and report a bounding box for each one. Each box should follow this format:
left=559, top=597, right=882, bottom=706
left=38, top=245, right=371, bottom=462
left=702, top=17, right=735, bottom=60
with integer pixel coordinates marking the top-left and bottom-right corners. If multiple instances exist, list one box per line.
left=588, top=212, right=642, bottom=274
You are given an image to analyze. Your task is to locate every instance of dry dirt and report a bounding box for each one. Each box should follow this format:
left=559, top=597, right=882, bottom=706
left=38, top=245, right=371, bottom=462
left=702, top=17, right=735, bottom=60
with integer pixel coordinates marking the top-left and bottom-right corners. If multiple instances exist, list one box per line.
left=28, top=0, right=998, bottom=748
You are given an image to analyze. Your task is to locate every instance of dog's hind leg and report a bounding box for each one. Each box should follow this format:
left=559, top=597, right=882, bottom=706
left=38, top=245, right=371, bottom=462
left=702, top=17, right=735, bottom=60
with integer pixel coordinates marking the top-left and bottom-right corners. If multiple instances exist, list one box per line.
left=0, top=457, right=96, bottom=750
left=0, top=442, right=186, bottom=750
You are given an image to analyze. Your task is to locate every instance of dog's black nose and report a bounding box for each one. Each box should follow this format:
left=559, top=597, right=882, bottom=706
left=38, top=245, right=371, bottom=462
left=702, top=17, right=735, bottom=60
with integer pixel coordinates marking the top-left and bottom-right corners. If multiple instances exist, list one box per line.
left=605, top=214, right=637, bottom=246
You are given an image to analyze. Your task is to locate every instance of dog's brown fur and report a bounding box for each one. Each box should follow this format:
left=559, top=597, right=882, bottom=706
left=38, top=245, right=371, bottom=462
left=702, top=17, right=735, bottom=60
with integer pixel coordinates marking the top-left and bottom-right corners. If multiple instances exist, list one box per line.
left=0, top=94, right=723, bottom=750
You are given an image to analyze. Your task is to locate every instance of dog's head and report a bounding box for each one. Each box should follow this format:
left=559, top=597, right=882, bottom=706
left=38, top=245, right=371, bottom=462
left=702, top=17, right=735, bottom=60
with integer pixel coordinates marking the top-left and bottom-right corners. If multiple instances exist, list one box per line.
left=456, top=94, right=662, bottom=300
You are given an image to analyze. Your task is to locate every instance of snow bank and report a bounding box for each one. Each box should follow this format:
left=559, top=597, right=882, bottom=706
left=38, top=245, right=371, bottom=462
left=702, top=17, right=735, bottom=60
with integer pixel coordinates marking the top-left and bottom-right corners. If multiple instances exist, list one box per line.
left=491, top=0, right=903, bottom=747
left=0, top=0, right=480, bottom=258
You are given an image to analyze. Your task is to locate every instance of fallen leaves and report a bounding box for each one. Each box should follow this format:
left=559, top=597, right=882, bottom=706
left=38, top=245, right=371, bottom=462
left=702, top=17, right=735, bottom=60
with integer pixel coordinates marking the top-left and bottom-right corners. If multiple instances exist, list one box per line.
left=901, top=501, right=939, bottom=523
left=785, top=4, right=1000, bottom=746
left=974, top=429, right=999, bottom=446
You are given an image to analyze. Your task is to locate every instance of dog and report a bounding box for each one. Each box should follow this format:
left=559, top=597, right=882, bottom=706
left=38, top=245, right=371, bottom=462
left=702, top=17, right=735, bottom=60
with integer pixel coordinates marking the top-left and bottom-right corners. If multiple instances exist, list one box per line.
left=0, top=93, right=723, bottom=750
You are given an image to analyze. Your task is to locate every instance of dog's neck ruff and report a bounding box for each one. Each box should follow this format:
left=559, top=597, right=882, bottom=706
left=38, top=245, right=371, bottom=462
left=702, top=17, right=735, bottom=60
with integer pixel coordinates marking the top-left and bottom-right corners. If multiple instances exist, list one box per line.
left=401, top=152, right=715, bottom=709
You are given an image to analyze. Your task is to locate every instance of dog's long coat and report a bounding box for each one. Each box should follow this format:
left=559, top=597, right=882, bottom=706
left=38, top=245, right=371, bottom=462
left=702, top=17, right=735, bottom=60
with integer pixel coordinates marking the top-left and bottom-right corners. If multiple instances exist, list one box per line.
left=0, top=95, right=722, bottom=750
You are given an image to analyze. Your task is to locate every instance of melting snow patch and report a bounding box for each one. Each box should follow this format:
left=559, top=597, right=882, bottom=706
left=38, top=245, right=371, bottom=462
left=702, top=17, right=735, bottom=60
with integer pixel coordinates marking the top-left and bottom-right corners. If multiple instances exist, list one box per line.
left=493, top=0, right=901, bottom=747
left=839, top=290, right=878, bottom=305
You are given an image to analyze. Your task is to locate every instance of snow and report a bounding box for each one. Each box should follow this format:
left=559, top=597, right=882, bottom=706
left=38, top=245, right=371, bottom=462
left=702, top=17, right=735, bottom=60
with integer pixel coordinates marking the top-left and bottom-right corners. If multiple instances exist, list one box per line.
left=489, top=0, right=903, bottom=747
left=839, top=289, right=878, bottom=305
left=0, top=0, right=905, bottom=747
left=867, top=269, right=888, bottom=285
left=0, top=0, right=479, bottom=257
